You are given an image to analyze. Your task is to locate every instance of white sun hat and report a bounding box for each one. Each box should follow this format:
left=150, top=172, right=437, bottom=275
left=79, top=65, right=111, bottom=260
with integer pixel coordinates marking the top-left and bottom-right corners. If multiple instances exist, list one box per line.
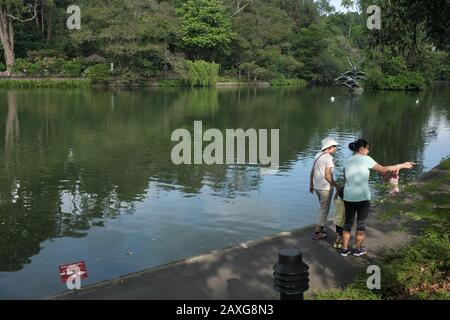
left=321, top=137, right=339, bottom=151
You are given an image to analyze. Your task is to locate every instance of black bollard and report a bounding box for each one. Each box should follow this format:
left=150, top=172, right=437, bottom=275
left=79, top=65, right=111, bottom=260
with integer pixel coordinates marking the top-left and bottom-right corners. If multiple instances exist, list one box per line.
left=273, top=249, right=309, bottom=300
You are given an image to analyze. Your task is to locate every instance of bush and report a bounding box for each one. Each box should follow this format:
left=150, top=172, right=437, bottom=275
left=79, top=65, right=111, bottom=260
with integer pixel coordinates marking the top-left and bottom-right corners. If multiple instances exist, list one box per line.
left=364, top=65, right=384, bottom=89
left=27, top=49, right=63, bottom=61
left=382, top=72, right=427, bottom=91
left=158, top=79, right=184, bottom=87
left=382, top=56, right=408, bottom=75
left=83, top=64, right=111, bottom=84
left=363, top=51, right=432, bottom=90
left=270, top=78, right=307, bottom=87
left=118, top=70, right=142, bottom=86
left=416, top=48, right=449, bottom=81
left=13, top=58, right=42, bottom=76
left=185, top=60, right=220, bottom=87
left=61, top=59, right=84, bottom=77
left=364, top=67, right=427, bottom=91
left=12, top=56, right=85, bottom=77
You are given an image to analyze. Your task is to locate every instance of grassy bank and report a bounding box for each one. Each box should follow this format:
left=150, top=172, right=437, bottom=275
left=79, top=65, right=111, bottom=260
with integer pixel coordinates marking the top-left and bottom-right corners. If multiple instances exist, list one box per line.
left=309, top=158, right=450, bottom=300
left=0, top=78, right=91, bottom=89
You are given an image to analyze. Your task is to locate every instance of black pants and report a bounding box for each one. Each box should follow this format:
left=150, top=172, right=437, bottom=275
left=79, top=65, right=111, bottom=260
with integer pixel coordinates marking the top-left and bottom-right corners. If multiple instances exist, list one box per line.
left=343, top=200, right=370, bottom=232
left=336, top=226, right=343, bottom=237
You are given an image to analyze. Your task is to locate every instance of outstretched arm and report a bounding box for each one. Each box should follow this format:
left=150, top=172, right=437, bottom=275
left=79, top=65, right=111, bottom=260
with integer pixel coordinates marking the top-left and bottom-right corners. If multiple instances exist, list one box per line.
left=372, top=162, right=415, bottom=174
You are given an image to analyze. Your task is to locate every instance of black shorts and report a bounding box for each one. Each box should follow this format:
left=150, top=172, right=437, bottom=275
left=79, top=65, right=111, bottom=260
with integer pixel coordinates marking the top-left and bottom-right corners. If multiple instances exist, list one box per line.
left=343, top=200, right=370, bottom=232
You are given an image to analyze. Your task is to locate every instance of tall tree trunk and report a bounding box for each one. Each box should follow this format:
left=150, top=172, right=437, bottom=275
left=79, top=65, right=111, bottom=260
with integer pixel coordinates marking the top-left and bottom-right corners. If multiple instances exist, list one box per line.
left=41, top=5, right=45, bottom=35
left=47, top=6, right=53, bottom=44
left=407, top=23, right=418, bottom=68
left=0, top=5, right=15, bottom=75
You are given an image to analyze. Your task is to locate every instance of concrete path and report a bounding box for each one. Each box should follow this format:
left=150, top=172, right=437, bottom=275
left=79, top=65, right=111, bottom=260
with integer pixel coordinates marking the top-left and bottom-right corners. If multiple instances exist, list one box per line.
left=53, top=205, right=413, bottom=300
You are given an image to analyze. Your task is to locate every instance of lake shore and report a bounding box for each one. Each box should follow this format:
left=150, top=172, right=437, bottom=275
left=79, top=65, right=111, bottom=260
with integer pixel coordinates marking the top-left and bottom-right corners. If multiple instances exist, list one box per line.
left=51, top=159, right=449, bottom=300
left=2, top=77, right=445, bottom=90
left=0, top=77, right=273, bottom=88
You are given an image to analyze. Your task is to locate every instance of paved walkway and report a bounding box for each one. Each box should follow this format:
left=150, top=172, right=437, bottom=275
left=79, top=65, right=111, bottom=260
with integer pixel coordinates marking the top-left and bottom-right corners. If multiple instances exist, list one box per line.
left=53, top=205, right=413, bottom=300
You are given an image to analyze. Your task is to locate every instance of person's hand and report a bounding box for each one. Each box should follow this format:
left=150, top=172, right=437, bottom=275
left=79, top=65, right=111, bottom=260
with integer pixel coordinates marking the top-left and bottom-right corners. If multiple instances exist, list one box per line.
left=309, top=185, right=314, bottom=194
left=402, top=162, right=415, bottom=169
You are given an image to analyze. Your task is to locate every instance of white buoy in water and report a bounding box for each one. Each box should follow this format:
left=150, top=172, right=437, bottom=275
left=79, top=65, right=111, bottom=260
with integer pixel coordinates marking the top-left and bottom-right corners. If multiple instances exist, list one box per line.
left=416, top=99, right=419, bottom=104
left=331, top=96, right=335, bottom=103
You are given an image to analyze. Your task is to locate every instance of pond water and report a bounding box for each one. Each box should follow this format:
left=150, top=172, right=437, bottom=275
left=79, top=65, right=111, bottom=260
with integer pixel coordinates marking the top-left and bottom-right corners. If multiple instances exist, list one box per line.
left=0, top=84, right=449, bottom=298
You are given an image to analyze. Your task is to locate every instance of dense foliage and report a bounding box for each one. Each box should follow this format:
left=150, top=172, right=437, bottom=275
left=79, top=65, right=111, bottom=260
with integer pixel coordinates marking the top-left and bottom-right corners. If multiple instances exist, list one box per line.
left=0, top=0, right=448, bottom=88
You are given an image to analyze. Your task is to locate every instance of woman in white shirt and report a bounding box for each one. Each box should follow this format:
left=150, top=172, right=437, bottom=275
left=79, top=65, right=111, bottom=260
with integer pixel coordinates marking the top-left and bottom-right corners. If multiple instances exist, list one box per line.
left=310, top=137, right=340, bottom=240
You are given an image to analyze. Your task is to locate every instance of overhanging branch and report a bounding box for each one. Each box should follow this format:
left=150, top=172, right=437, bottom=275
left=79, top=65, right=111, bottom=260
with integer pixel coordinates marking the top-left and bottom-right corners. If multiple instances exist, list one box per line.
left=6, top=1, right=38, bottom=23
left=233, top=3, right=250, bottom=16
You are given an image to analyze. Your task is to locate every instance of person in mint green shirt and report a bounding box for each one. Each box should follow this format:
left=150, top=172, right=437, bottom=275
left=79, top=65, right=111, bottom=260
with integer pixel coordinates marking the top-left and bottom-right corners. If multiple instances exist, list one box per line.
left=340, top=139, right=415, bottom=257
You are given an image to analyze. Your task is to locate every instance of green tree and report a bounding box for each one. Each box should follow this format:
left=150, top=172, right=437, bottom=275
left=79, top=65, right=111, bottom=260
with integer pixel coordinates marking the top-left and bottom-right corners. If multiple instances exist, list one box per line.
left=68, top=0, right=179, bottom=75
left=227, top=0, right=300, bottom=80
left=177, top=0, right=233, bottom=61
left=317, top=0, right=335, bottom=16
left=0, top=0, right=53, bottom=74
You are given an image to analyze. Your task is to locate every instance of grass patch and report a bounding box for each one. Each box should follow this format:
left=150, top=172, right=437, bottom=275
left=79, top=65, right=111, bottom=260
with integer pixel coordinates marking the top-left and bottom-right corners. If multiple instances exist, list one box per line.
left=311, top=232, right=450, bottom=300
left=158, top=79, right=185, bottom=87
left=270, top=78, right=307, bottom=87
left=0, top=79, right=91, bottom=88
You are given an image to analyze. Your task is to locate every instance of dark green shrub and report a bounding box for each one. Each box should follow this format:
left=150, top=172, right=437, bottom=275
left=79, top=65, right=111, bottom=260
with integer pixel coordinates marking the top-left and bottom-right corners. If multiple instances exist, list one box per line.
left=158, top=79, right=184, bottom=87
left=13, top=58, right=42, bottom=76
left=364, top=65, right=384, bottom=89
left=382, top=56, right=408, bottom=75
left=83, top=64, right=111, bottom=83
left=61, top=59, right=84, bottom=77
left=270, top=78, right=307, bottom=86
left=118, top=70, right=142, bottom=86
left=382, top=72, right=426, bottom=91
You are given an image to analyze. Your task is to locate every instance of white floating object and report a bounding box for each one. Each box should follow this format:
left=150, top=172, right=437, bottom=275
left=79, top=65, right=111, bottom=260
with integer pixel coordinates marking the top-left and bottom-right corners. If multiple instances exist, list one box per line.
left=260, top=167, right=279, bottom=176
left=331, top=97, right=335, bottom=102
left=416, top=99, right=419, bottom=104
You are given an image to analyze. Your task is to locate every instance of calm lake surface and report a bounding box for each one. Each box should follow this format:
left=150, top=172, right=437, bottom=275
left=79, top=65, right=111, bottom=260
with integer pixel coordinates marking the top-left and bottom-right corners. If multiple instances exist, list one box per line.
left=0, top=85, right=449, bottom=298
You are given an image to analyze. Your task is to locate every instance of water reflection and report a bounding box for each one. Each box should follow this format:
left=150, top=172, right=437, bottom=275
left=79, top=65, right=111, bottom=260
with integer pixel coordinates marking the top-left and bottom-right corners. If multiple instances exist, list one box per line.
left=0, top=85, right=449, bottom=275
